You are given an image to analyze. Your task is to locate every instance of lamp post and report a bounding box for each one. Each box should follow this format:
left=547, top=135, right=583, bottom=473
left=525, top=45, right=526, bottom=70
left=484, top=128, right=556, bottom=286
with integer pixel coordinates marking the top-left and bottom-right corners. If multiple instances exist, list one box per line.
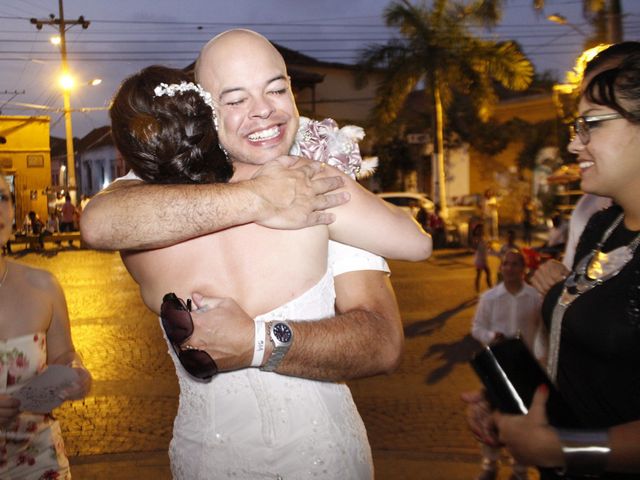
left=30, top=0, right=90, bottom=197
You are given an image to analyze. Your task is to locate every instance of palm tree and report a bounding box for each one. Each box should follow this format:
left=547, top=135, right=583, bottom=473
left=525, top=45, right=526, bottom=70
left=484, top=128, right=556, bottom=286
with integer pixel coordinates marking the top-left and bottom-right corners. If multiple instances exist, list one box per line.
left=358, top=0, right=533, bottom=217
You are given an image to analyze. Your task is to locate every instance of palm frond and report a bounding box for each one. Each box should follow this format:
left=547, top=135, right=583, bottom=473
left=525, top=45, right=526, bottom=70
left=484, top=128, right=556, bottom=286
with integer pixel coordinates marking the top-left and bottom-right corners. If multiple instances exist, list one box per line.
left=478, top=41, right=534, bottom=91
left=461, top=0, right=506, bottom=28
left=385, top=1, right=433, bottom=43
left=373, top=61, right=421, bottom=124
left=355, top=0, right=535, bottom=143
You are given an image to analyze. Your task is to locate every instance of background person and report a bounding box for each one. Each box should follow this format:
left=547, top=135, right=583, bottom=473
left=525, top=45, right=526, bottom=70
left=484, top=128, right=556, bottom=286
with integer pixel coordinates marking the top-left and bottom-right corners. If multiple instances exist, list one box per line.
left=483, top=189, right=499, bottom=240
left=0, top=173, right=92, bottom=478
left=470, top=249, right=544, bottom=480
left=522, top=196, right=535, bottom=246
left=472, top=223, right=493, bottom=293
left=562, top=193, right=612, bottom=268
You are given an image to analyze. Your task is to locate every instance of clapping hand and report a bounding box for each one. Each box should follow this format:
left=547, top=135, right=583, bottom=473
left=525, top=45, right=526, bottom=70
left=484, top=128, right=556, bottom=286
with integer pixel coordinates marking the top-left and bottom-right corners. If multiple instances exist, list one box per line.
left=530, top=260, right=570, bottom=296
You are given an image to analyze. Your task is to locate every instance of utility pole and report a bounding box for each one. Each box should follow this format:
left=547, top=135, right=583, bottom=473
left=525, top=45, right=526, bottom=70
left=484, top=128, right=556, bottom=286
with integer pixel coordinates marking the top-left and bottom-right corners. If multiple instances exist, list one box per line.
left=30, top=0, right=89, bottom=194
left=607, top=0, right=623, bottom=43
left=0, top=90, right=26, bottom=115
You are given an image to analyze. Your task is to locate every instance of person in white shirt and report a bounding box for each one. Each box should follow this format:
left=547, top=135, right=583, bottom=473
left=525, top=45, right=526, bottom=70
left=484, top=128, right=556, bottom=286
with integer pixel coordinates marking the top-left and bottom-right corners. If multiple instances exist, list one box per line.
left=562, top=193, right=612, bottom=268
left=470, top=249, right=544, bottom=480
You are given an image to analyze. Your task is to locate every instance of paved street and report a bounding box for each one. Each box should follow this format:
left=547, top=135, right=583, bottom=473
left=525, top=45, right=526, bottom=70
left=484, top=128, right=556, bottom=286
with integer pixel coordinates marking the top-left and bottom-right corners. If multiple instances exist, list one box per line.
left=13, top=246, right=534, bottom=480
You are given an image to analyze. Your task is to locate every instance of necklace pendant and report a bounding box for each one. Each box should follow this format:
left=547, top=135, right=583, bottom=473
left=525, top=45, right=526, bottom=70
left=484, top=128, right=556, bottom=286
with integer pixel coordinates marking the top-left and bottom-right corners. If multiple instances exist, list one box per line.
left=587, top=251, right=605, bottom=279
left=560, top=289, right=577, bottom=306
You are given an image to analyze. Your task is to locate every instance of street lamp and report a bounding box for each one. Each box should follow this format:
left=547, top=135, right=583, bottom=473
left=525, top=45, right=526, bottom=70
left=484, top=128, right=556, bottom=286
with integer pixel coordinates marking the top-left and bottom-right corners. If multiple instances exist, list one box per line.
left=30, top=0, right=90, bottom=199
left=547, top=13, right=588, bottom=37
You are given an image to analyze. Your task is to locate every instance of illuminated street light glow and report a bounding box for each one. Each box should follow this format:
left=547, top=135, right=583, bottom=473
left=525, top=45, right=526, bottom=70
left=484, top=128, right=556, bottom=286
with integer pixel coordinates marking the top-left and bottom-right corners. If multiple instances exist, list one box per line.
left=547, top=14, right=567, bottom=25
left=547, top=12, right=588, bottom=37
left=59, top=72, right=75, bottom=91
left=89, top=78, right=102, bottom=86
left=50, top=35, right=61, bottom=45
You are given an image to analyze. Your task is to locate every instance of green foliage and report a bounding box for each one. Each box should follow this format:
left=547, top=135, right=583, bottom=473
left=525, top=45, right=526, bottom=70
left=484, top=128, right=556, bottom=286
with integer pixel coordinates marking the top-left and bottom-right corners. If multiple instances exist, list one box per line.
left=447, top=94, right=511, bottom=155
left=514, top=119, right=551, bottom=170
left=373, top=138, right=415, bottom=190
left=357, top=0, right=533, bottom=133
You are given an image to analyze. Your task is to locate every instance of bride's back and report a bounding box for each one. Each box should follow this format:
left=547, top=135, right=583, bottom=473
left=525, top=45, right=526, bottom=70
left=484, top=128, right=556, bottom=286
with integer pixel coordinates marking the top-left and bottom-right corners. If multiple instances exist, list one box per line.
left=122, top=219, right=330, bottom=317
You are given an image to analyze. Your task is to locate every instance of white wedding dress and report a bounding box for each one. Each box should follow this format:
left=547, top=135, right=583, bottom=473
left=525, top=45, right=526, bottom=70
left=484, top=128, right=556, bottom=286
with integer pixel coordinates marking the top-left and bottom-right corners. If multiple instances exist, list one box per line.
left=165, top=243, right=383, bottom=479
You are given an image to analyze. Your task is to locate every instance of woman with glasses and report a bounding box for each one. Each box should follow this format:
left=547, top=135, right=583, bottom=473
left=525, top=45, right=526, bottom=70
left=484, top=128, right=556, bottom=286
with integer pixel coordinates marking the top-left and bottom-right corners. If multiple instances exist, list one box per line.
left=0, top=173, right=92, bottom=479
left=465, top=42, right=640, bottom=480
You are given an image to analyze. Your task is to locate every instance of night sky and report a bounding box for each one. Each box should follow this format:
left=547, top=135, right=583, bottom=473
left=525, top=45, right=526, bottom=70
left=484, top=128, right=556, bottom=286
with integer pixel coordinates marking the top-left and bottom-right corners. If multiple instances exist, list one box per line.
left=1, top=0, right=639, bottom=138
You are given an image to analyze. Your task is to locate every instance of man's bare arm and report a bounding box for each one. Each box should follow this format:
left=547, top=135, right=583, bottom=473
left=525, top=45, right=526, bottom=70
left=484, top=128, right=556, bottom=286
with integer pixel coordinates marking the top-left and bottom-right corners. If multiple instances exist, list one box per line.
left=279, top=270, right=404, bottom=380
left=80, top=160, right=348, bottom=251
left=188, top=270, right=404, bottom=382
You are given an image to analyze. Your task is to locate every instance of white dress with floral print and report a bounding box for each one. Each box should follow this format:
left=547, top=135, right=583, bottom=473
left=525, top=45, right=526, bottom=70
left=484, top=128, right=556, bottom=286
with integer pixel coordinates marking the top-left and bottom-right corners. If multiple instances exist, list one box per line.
left=0, top=332, right=70, bottom=480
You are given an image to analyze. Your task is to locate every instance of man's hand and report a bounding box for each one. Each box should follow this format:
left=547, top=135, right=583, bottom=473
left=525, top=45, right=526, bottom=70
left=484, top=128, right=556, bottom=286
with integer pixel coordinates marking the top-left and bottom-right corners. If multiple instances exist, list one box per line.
left=531, top=260, right=570, bottom=296
left=185, top=293, right=255, bottom=372
left=251, top=158, right=350, bottom=229
left=493, top=385, right=563, bottom=468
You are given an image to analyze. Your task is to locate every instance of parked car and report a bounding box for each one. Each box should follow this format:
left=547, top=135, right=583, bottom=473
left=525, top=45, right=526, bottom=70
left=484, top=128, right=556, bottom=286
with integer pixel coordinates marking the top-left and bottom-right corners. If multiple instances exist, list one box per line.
left=377, top=192, right=435, bottom=230
left=447, top=205, right=481, bottom=247
left=447, top=194, right=482, bottom=247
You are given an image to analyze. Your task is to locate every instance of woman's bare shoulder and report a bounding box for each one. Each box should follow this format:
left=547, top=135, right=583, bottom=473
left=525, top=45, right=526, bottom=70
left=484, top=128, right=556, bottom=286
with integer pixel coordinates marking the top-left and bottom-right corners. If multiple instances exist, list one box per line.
left=10, top=261, right=59, bottom=291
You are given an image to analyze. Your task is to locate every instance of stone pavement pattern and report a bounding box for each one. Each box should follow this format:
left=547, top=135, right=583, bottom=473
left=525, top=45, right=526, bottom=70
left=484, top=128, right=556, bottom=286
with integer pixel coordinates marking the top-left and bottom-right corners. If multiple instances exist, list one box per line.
left=16, top=248, right=536, bottom=479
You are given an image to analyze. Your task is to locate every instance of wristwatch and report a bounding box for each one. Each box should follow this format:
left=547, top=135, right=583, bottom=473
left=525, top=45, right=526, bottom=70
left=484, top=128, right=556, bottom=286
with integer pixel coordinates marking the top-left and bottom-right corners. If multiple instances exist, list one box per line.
left=261, top=321, right=293, bottom=372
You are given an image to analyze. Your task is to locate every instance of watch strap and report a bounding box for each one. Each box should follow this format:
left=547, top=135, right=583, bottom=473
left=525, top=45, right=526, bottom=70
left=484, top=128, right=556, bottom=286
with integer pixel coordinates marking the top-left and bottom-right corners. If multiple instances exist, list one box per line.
left=260, top=321, right=292, bottom=372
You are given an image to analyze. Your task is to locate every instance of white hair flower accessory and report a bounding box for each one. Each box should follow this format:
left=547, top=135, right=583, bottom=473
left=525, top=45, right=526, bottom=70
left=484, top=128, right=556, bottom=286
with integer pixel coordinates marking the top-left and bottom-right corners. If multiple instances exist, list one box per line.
left=153, top=82, right=218, bottom=130
left=290, top=117, right=377, bottom=179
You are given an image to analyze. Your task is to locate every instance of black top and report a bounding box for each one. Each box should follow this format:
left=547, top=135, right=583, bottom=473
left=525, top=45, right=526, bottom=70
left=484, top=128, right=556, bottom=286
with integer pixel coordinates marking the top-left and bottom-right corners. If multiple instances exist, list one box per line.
left=541, top=206, right=640, bottom=480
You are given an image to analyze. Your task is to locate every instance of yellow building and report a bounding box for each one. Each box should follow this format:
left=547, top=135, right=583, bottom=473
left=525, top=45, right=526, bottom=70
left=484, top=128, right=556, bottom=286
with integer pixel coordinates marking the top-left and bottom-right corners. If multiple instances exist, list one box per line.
left=0, top=115, right=51, bottom=228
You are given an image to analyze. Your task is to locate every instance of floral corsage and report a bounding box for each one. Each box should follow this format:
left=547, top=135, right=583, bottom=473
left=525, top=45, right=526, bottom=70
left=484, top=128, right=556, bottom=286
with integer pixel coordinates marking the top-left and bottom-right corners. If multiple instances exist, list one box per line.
left=290, top=117, right=377, bottom=179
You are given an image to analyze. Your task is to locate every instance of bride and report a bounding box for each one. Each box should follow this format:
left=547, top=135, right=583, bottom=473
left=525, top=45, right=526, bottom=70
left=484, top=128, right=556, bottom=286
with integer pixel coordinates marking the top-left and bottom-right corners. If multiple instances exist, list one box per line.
left=102, top=31, right=431, bottom=480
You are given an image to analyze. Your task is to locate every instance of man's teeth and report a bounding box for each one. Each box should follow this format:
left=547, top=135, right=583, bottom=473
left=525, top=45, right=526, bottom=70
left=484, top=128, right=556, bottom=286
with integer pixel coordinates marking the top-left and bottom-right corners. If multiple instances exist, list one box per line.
left=579, top=161, right=595, bottom=169
left=248, top=126, right=280, bottom=141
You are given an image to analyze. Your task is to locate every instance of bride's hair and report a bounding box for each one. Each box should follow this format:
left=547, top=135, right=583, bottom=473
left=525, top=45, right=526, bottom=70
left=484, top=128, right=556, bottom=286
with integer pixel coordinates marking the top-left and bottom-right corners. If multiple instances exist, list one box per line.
left=110, top=65, right=233, bottom=184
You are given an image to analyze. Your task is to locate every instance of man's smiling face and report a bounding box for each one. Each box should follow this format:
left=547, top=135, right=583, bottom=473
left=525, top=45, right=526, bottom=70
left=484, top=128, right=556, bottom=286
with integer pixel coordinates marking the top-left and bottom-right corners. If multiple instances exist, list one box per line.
left=197, top=30, right=299, bottom=167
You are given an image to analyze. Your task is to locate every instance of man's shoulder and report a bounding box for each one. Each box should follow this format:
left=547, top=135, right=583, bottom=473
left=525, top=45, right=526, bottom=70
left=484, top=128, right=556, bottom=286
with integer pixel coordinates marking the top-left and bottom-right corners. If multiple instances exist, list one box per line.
left=521, top=282, right=542, bottom=299
left=478, top=283, right=505, bottom=302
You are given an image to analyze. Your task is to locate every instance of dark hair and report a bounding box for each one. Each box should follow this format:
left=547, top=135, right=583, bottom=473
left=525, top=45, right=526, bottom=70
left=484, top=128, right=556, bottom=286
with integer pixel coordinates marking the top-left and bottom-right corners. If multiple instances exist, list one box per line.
left=584, top=42, right=640, bottom=76
left=583, top=42, right=640, bottom=123
left=501, top=248, right=525, bottom=267
left=110, top=65, right=233, bottom=184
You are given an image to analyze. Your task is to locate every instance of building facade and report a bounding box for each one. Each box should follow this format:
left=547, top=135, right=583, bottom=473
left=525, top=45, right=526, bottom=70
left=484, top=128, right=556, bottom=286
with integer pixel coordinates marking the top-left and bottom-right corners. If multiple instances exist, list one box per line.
left=0, top=115, right=52, bottom=227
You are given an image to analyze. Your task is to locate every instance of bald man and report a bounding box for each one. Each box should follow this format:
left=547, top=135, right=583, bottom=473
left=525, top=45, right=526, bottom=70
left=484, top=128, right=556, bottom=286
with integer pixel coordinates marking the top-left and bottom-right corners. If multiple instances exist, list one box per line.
left=81, top=30, right=430, bottom=478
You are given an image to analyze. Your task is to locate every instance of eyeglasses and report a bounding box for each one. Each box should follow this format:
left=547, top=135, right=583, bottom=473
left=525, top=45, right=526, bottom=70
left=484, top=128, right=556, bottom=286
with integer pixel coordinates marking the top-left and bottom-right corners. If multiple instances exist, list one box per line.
left=160, top=293, right=218, bottom=381
left=570, top=112, right=625, bottom=145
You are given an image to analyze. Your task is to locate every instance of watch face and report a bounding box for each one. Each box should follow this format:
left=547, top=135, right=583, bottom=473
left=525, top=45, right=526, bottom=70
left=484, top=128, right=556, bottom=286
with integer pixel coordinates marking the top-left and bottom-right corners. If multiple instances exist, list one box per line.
left=273, top=323, right=292, bottom=343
